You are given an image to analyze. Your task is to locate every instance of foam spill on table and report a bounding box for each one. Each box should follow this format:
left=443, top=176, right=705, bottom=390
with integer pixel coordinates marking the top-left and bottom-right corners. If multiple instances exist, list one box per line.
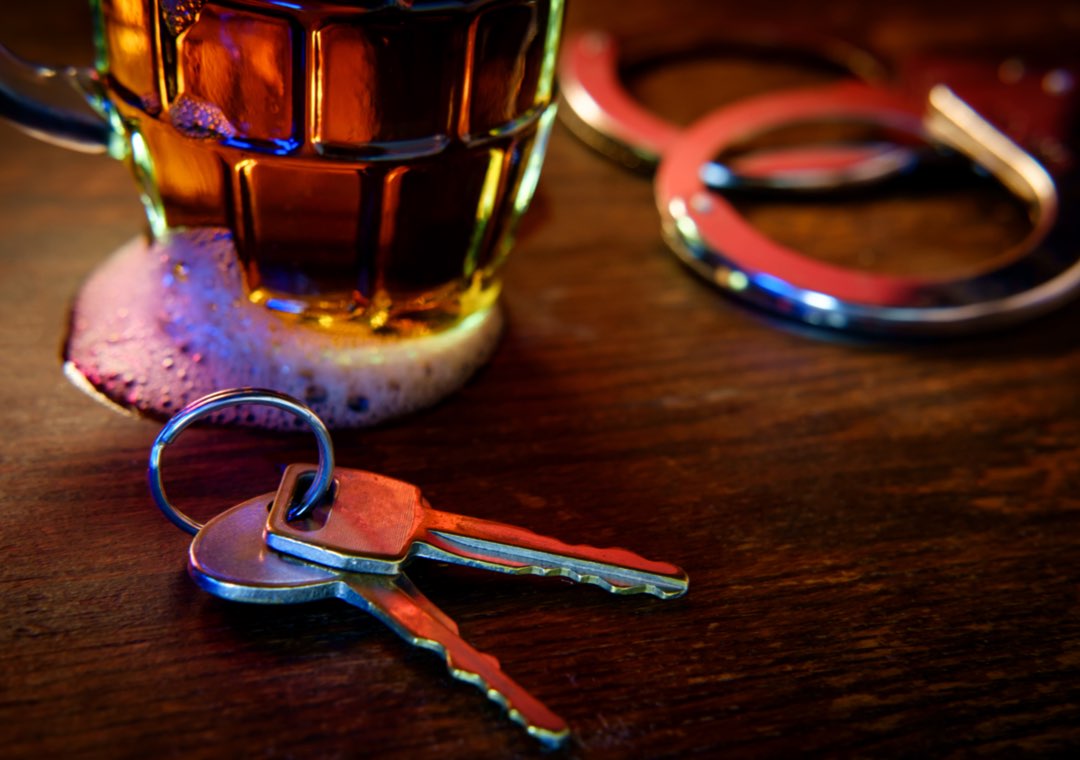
left=63, top=229, right=503, bottom=429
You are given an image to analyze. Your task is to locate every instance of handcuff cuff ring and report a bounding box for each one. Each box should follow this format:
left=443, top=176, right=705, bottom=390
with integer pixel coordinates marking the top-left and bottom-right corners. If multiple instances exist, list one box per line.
left=655, top=82, right=1074, bottom=335
left=558, top=27, right=890, bottom=174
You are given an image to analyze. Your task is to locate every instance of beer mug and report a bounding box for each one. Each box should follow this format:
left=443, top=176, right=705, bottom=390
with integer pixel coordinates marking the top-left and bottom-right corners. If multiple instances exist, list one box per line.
left=1, top=0, right=564, bottom=335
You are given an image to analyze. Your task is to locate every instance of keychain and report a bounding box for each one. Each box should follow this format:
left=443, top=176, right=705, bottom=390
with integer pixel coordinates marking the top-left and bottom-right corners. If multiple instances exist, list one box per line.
left=147, top=388, right=689, bottom=747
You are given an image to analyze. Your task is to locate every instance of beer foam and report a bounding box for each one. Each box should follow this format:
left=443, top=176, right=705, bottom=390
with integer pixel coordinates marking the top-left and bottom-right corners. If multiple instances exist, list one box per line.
left=64, top=229, right=503, bottom=429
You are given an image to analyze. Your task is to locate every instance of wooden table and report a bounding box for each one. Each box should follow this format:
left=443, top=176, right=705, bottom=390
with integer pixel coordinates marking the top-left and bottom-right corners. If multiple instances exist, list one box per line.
left=3, top=1, right=1079, bottom=756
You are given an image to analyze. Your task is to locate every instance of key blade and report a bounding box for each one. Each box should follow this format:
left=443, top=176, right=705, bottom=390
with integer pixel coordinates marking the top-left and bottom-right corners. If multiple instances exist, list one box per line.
left=267, top=465, right=688, bottom=598
left=418, top=512, right=689, bottom=599
left=191, top=498, right=562, bottom=744
left=340, top=573, right=570, bottom=747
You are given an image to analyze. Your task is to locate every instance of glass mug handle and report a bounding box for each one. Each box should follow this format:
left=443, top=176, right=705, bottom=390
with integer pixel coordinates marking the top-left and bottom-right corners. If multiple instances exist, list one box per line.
left=0, top=42, right=115, bottom=155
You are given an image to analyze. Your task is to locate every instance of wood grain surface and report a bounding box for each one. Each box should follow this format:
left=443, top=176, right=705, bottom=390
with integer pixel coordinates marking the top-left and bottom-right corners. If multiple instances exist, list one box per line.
left=2, top=1, right=1079, bottom=757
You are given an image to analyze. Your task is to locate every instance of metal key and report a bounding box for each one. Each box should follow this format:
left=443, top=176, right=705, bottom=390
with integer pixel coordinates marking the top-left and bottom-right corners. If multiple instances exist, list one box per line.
left=189, top=493, right=570, bottom=747
left=265, top=465, right=689, bottom=598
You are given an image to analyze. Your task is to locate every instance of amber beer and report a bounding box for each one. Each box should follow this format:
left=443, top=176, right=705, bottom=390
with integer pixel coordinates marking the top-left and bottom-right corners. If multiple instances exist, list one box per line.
left=94, top=0, right=563, bottom=333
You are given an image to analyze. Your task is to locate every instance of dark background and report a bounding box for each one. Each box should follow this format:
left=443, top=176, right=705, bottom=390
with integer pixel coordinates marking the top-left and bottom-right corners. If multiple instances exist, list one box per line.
left=2, top=1, right=1079, bottom=757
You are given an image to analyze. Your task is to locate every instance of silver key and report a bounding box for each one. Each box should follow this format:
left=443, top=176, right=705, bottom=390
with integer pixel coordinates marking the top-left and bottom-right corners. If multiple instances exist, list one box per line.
left=265, top=465, right=689, bottom=598
left=189, top=493, right=570, bottom=747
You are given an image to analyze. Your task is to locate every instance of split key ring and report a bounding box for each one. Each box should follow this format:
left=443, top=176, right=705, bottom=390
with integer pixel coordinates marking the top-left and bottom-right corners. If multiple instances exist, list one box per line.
left=147, top=388, right=335, bottom=535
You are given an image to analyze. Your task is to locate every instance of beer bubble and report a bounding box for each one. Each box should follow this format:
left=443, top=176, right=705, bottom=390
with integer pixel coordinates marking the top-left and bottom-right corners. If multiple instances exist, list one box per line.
left=162, top=0, right=206, bottom=37
left=304, top=385, right=329, bottom=405
left=168, top=94, right=237, bottom=141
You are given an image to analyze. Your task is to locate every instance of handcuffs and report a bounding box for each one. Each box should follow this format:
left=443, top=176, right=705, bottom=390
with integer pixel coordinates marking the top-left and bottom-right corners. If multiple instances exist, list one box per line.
left=558, top=28, right=1078, bottom=335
